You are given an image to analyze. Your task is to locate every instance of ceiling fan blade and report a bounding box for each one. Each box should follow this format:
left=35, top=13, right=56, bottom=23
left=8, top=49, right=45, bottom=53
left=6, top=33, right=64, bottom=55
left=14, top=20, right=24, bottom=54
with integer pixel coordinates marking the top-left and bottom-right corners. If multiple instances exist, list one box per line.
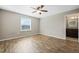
left=32, top=11, right=37, bottom=13
left=39, top=12, right=42, bottom=15
left=40, top=10, right=48, bottom=12
left=40, top=5, right=44, bottom=9
left=36, top=6, right=41, bottom=10
left=36, top=5, right=44, bottom=10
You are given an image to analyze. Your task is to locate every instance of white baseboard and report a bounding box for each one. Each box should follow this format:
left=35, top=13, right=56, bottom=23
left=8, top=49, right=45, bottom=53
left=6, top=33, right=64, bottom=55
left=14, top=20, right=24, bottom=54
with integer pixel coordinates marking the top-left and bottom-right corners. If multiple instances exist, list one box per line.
left=0, top=33, right=39, bottom=41
left=40, top=33, right=66, bottom=40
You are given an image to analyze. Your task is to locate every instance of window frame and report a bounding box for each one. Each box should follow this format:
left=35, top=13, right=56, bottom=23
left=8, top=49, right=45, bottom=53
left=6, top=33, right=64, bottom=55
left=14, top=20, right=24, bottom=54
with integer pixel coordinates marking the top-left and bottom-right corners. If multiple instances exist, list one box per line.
left=20, top=15, right=31, bottom=32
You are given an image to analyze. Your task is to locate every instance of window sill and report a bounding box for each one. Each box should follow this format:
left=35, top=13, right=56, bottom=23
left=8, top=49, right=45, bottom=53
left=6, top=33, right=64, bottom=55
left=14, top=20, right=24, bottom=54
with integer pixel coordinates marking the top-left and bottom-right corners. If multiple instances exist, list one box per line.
left=20, top=30, right=31, bottom=32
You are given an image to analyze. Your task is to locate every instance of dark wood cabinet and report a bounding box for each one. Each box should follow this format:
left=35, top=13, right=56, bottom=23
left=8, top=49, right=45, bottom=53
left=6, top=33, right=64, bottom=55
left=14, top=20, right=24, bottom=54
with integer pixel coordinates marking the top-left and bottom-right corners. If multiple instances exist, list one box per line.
left=66, top=28, right=78, bottom=38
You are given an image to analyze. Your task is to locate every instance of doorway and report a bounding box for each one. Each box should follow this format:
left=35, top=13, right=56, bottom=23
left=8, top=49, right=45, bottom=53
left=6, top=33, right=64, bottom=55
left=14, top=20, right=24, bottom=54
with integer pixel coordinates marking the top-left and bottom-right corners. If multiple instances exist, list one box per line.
left=66, top=13, right=79, bottom=42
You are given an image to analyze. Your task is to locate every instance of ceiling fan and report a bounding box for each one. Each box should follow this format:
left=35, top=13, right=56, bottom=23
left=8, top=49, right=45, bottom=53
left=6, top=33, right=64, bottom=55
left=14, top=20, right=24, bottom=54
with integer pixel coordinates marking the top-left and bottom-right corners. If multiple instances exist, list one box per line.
left=31, top=5, right=48, bottom=15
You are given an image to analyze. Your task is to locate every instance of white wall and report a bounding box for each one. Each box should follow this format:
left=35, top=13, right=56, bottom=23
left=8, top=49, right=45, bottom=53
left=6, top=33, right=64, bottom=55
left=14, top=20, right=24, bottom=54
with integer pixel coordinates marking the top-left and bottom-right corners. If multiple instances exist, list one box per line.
left=0, top=10, right=40, bottom=40
left=0, top=10, right=2, bottom=39
left=40, top=9, right=79, bottom=39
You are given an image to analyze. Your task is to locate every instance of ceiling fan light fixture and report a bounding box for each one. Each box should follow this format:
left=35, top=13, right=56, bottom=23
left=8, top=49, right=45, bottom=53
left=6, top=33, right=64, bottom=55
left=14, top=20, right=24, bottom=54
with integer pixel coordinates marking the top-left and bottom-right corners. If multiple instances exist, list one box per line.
left=31, top=5, right=48, bottom=15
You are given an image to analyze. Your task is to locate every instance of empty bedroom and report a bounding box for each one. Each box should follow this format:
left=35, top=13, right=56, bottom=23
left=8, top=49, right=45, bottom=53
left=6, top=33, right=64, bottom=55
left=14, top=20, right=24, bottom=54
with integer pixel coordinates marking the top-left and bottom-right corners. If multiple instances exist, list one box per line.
left=0, top=5, right=79, bottom=53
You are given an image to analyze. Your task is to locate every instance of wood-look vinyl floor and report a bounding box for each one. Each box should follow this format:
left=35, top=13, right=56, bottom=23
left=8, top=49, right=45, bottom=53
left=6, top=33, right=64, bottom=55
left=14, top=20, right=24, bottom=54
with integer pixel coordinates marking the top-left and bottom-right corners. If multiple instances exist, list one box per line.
left=66, top=37, right=78, bottom=42
left=0, top=34, right=79, bottom=53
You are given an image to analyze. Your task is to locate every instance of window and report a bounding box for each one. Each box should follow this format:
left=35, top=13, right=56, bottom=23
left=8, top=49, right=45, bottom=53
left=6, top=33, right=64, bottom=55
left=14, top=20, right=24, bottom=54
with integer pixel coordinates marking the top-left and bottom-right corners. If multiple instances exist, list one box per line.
left=20, top=15, right=31, bottom=31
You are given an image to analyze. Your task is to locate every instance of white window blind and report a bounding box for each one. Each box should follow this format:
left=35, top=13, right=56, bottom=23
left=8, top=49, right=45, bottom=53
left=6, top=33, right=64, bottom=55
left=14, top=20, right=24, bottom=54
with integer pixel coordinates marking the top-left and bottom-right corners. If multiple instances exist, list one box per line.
left=20, top=15, right=31, bottom=31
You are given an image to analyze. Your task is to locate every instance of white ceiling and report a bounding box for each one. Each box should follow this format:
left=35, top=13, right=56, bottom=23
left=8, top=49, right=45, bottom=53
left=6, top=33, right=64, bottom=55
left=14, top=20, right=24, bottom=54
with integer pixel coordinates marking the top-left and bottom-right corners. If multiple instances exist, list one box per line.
left=0, top=5, right=79, bottom=18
